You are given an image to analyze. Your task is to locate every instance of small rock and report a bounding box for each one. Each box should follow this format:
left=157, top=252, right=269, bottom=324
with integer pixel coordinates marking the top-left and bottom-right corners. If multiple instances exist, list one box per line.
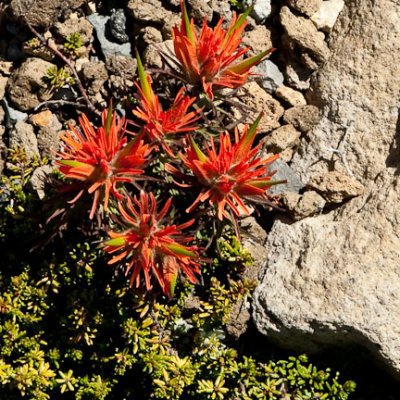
left=311, top=0, right=345, bottom=32
left=108, top=9, right=129, bottom=44
left=307, top=171, right=364, bottom=203
left=8, top=57, right=53, bottom=112
left=30, top=110, right=53, bottom=127
left=233, top=81, right=284, bottom=133
left=244, top=0, right=272, bottom=22
left=88, top=14, right=131, bottom=57
left=10, top=0, right=60, bottom=28
left=9, top=121, right=40, bottom=159
left=81, top=61, right=108, bottom=97
left=139, top=26, right=163, bottom=46
left=161, top=13, right=182, bottom=40
left=280, top=6, right=330, bottom=64
left=242, top=25, right=273, bottom=56
left=241, top=216, right=268, bottom=282
left=268, top=158, right=304, bottom=195
left=0, top=77, right=7, bottom=100
left=143, top=40, right=174, bottom=69
left=0, top=61, right=13, bottom=76
left=264, top=124, right=301, bottom=152
left=256, top=60, right=284, bottom=93
left=105, top=55, right=137, bottom=79
left=210, top=0, right=232, bottom=20
left=29, top=165, right=53, bottom=199
left=283, top=191, right=326, bottom=220
left=285, top=61, right=312, bottom=90
left=2, top=99, right=28, bottom=123
left=54, top=14, right=93, bottom=44
left=283, top=105, right=320, bottom=133
left=106, top=56, right=137, bottom=96
left=187, top=0, right=213, bottom=24
left=226, top=299, right=251, bottom=340
left=128, top=0, right=171, bottom=24
left=276, top=85, right=307, bottom=107
left=287, top=0, right=322, bottom=17
left=33, top=112, right=62, bottom=158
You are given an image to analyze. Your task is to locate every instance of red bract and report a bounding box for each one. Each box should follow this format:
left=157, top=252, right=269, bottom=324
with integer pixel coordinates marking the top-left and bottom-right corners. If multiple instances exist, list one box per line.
left=56, top=107, right=152, bottom=219
left=132, top=53, right=200, bottom=156
left=172, top=2, right=273, bottom=99
left=166, top=116, right=283, bottom=220
left=103, top=191, right=201, bottom=297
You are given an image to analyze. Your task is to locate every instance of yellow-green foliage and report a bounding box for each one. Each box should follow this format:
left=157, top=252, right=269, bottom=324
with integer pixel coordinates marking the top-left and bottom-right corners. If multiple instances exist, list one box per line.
left=0, top=147, right=356, bottom=399
left=64, top=33, right=82, bottom=57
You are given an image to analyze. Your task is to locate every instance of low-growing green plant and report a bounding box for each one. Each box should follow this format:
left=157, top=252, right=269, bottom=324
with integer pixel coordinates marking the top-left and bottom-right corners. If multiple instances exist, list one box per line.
left=45, top=66, right=75, bottom=91
left=64, top=32, right=82, bottom=57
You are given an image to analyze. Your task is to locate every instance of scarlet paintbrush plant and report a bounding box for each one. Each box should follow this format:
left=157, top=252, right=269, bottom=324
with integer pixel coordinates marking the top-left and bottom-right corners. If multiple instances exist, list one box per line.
left=56, top=106, right=152, bottom=219
left=132, top=52, right=200, bottom=156
left=166, top=116, right=284, bottom=221
left=172, top=1, right=273, bottom=99
left=103, top=191, right=201, bottom=297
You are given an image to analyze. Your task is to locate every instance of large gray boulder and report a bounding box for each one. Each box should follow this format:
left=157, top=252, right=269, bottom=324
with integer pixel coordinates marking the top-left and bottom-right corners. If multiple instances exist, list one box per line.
left=253, top=0, right=400, bottom=377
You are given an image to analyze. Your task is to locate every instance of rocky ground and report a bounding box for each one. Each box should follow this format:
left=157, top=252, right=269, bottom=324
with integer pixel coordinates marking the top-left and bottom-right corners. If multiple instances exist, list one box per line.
left=1, top=0, right=400, bottom=398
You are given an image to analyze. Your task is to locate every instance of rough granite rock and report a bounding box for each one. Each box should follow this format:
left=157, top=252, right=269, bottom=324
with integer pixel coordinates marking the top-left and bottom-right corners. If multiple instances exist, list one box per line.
left=242, top=25, right=273, bottom=56
left=287, top=0, right=322, bottom=17
left=0, top=77, right=7, bottom=100
left=34, top=112, right=63, bottom=159
left=264, top=124, right=301, bottom=153
left=8, top=58, right=53, bottom=112
left=268, top=158, right=304, bottom=195
left=276, top=85, right=307, bottom=107
left=280, top=6, right=330, bottom=64
left=54, top=13, right=93, bottom=44
left=9, top=0, right=84, bottom=28
left=9, top=121, right=40, bottom=159
left=233, top=81, right=284, bottom=133
left=256, top=60, right=284, bottom=93
left=128, top=0, right=171, bottom=24
left=283, top=105, right=321, bottom=133
left=307, top=171, right=364, bottom=203
left=282, top=190, right=326, bottom=220
left=187, top=0, right=213, bottom=24
left=253, top=0, right=400, bottom=377
left=244, top=0, right=271, bottom=22
left=81, top=61, right=108, bottom=97
left=311, top=0, right=345, bottom=32
left=29, top=165, right=53, bottom=200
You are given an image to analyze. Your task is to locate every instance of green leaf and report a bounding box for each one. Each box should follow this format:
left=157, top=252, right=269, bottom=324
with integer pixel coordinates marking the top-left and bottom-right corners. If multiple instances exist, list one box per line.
left=136, top=50, right=153, bottom=104
left=104, top=237, right=125, bottom=246
left=105, top=103, right=113, bottom=135
left=225, top=6, right=253, bottom=42
left=58, top=160, right=87, bottom=168
left=229, top=48, right=274, bottom=74
left=189, top=136, right=207, bottom=162
left=165, top=243, right=197, bottom=258
left=182, top=1, right=195, bottom=43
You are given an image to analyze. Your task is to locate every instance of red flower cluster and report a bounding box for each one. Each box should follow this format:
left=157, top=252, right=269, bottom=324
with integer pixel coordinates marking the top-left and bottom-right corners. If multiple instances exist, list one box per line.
left=55, top=2, right=283, bottom=297
left=167, top=117, right=283, bottom=221
left=132, top=53, right=200, bottom=156
left=103, top=192, right=201, bottom=297
left=172, top=1, right=272, bottom=99
left=56, top=107, right=151, bottom=219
